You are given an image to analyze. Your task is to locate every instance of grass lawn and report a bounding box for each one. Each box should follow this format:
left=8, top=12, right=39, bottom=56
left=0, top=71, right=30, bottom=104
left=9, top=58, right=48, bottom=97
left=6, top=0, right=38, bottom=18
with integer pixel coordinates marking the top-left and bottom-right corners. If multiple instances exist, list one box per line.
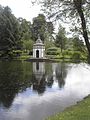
left=46, top=96, right=90, bottom=120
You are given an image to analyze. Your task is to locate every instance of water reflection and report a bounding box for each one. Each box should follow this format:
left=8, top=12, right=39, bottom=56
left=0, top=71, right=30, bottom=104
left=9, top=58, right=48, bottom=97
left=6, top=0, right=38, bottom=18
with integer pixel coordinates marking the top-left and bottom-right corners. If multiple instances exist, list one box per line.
left=32, top=62, right=46, bottom=94
left=0, top=61, right=67, bottom=108
left=0, top=61, right=20, bottom=108
left=31, top=62, right=66, bottom=94
left=33, top=62, right=45, bottom=81
left=0, top=61, right=90, bottom=120
left=0, top=61, right=32, bottom=108
left=56, top=63, right=66, bottom=88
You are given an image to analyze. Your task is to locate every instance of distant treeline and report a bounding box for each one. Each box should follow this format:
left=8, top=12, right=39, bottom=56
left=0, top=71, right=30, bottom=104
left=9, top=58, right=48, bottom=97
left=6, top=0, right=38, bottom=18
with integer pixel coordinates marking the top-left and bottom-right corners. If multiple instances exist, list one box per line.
left=0, top=5, right=87, bottom=60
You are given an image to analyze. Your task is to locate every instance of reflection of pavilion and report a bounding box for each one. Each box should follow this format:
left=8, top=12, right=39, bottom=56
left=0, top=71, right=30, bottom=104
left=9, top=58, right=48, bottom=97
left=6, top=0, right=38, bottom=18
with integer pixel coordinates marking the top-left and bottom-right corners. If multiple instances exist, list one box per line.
left=33, top=62, right=45, bottom=80
left=32, top=62, right=46, bottom=94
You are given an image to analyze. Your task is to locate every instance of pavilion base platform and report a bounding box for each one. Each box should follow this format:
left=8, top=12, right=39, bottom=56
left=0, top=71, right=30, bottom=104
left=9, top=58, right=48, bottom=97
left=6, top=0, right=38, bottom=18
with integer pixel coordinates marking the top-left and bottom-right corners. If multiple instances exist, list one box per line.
left=26, top=58, right=55, bottom=62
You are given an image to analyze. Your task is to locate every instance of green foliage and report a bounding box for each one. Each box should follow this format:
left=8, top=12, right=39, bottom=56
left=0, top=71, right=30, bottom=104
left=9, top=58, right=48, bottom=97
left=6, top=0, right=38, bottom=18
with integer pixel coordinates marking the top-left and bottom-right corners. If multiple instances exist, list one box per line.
left=13, top=50, right=22, bottom=56
left=55, top=25, right=67, bottom=52
left=72, top=37, right=86, bottom=52
left=65, top=38, right=73, bottom=51
left=23, top=39, right=34, bottom=52
left=0, top=5, right=21, bottom=57
left=47, top=47, right=58, bottom=51
left=0, top=5, right=54, bottom=59
left=71, top=51, right=82, bottom=60
left=45, top=40, right=55, bottom=50
left=31, top=14, right=46, bottom=41
left=18, top=18, right=32, bottom=41
left=36, top=0, right=90, bottom=57
left=46, top=47, right=61, bottom=55
left=71, top=51, right=86, bottom=60
left=32, top=14, right=54, bottom=42
left=63, top=50, right=73, bottom=56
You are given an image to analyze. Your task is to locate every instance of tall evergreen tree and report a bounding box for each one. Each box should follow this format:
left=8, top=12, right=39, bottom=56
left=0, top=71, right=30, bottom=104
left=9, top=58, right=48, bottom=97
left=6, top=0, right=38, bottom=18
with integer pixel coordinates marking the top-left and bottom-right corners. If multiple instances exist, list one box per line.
left=0, top=5, right=21, bottom=57
left=55, top=25, right=67, bottom=53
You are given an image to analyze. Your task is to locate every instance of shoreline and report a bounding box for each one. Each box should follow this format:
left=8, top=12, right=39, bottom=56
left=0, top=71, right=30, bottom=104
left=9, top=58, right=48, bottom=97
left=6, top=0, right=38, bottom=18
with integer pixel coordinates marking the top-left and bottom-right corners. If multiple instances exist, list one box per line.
left=46, top=94, right=90, bottom=120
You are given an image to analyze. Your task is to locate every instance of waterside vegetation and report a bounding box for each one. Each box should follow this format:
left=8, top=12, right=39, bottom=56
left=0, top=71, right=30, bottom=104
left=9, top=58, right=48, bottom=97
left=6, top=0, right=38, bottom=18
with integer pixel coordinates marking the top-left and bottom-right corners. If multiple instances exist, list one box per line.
left=46, top=95, right=90, bottom=120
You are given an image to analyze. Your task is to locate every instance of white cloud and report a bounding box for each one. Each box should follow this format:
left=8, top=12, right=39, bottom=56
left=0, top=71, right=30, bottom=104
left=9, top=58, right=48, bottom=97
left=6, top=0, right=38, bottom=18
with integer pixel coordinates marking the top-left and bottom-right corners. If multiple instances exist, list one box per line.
left=0, top=0, right=41, bottom=21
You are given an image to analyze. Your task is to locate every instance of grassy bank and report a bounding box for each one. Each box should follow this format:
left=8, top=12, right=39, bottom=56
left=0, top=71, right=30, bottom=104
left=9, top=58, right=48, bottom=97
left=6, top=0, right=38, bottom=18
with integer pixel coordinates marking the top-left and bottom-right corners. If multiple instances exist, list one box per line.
left=46, top=95, right=90, bottom=120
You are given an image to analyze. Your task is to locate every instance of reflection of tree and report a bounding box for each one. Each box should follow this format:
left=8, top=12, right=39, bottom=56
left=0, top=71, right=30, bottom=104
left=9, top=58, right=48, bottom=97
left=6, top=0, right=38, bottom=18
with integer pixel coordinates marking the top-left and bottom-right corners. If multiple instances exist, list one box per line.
left=0, top=87, right=17, bottom=108
left=55, top=63, right=67, bottom=88
left=46, top=75, right=54, bottom=88
left=31, top=74, right=46, bottom=94
left=0, top=61, right=32, bottom=108
left=45, top=63, right=54, bottom=88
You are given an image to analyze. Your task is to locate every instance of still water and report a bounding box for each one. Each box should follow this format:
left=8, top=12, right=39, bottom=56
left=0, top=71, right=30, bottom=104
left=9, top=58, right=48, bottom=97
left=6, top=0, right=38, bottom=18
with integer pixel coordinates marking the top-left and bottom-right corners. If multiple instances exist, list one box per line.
left=0, top=61, right=90, bottom=120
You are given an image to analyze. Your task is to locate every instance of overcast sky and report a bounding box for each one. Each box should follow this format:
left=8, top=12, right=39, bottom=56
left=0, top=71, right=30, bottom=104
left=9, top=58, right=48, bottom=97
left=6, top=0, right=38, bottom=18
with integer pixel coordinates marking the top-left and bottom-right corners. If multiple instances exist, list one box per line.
left=0, top=0, right=42, bottom=22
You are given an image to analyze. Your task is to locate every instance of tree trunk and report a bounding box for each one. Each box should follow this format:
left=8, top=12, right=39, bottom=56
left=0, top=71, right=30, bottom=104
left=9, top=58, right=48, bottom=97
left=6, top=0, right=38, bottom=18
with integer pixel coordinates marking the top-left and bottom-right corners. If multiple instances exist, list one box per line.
left=74, top=0, right=90, bottom=57
left=78, top=9, right=90, bottom=56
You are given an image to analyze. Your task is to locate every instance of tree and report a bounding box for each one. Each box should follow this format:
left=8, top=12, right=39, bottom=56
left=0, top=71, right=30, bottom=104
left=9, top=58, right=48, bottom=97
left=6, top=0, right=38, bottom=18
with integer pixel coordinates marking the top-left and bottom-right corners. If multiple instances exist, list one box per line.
left=17, top=18, right=33, bottom=52
left=72, top=36, right=86, bottom=52
left=23, top=40, right=34, bottom=53
left=45, top=21, right=54, bottom=41
left=18, top=17, right=32, bottom=41
left=0, top=5, right=21, bottom=57
left=31, top=14, right=54, bottom=42
left=31, top=14, right=46, bottom=41
left=32, top=0, right=90, bottom=57
left=55, top=25, right=67, bottom=53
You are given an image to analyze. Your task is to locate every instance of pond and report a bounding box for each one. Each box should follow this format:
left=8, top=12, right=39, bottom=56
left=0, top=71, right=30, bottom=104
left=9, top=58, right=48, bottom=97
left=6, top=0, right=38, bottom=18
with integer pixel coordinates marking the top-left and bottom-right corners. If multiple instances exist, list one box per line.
left=0, top=61, right=90, bottom=120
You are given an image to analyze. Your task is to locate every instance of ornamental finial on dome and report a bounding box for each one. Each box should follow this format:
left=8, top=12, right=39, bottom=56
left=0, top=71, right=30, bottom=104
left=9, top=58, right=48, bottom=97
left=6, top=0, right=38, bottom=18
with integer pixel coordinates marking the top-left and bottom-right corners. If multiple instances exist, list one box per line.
left=38, top=34, right=40, bottom=39
left=36, top=34, right=42, bottom=44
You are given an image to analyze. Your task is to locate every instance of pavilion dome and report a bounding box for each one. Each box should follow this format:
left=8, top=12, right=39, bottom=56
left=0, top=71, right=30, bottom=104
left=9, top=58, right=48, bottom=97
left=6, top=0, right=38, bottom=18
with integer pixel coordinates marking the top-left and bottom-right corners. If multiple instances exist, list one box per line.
left=34, top=36, right=44, bottom=46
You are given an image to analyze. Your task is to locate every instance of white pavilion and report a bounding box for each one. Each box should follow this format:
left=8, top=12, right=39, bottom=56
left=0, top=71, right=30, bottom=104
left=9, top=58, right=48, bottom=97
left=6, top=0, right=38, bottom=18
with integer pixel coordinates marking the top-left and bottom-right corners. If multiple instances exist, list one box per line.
left=33, top=36, right=45, bottom=58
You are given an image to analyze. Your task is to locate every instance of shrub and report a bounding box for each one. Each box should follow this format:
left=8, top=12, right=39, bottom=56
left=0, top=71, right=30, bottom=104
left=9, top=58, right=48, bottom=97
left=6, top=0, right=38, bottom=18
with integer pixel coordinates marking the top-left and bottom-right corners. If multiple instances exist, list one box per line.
left=63, top=50, right=73, bottom=56
left=71, top=51, right=82, bottom=60
left=46, top=47, right=61, bottom=55
left=47, top=47, right=58, bottom=51
left=46, top=51, right=57, bottom=55
left=13, top=50, right=22, bottom=57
